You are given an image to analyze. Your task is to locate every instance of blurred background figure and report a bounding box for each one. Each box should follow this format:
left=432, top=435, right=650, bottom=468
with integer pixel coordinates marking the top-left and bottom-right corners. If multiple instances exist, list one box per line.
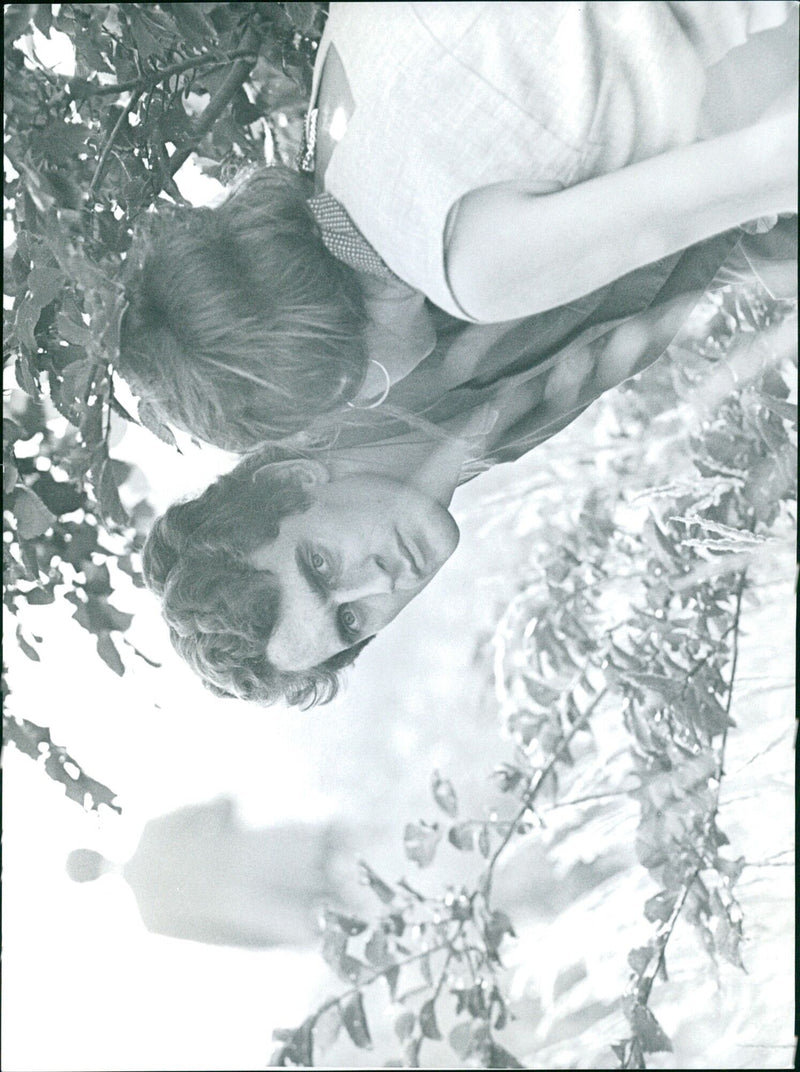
left=66, top=796, right=354, bottom=948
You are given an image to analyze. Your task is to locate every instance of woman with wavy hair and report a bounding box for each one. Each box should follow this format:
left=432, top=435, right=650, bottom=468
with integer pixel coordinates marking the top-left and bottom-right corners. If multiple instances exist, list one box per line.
left=117, top=2, right=797, bottom=454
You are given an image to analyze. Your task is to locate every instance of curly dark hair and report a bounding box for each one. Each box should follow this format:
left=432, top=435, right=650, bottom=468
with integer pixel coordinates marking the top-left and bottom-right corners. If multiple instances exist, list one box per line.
left=142, top=450, right=370, bottom=707
left=118, top=166, right=368, bottom=452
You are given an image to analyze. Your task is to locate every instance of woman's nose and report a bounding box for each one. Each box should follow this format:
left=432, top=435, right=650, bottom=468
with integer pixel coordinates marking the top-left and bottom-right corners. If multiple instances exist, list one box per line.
left=336, top=556, right=395, bottom=601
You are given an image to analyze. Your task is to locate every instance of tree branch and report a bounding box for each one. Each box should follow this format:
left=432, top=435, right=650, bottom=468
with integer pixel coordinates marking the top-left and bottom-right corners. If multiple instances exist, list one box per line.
left=167, top=35, right=261, bottom=180
left=87, top=89, right=142, bottom=202
left=69, top=50, right=258, bottom=98
left=483, top=686, right=610, bottom=905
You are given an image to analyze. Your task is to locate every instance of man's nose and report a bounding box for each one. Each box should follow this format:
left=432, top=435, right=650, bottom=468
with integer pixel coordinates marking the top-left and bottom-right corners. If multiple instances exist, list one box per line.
left=335, top=556, right=395, bottom=601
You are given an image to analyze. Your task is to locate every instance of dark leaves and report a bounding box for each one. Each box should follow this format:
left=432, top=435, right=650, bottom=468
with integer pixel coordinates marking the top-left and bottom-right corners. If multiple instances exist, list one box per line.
left=96, top=633, right=125, bottom=676
left=15, top=624, right=41, bottom=663
left=364, top=928, right=392, bottom=968
left=98, top=460, right=129, bottom=527
left=325, top=910, right=369, bottom=937
left=138, top=399, right=178, bottom=448
left=340, top=992, right=372, bottom=1050
left=272, top=1019, right=314, bottom=1067
left=643, top=890, right=679, bottom=925
left=627, top=1003, right=673, bottom=1053
left=30, top=472, right=85, bottom=516
left=3, top=714, right=121, bottom=814
left=483, top=910, right=516, bottom=960
left=448, top=822, right=476, bottom=852
left=419, top=999, right=441, bottom=1040
left=13, top=487, right=55, bottom=539
left=483, top=1042, right=526, bottom=1069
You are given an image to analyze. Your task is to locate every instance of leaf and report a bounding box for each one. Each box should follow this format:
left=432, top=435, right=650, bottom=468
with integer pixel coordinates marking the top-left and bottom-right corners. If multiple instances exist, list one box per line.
left=325, top=909, right=369, bottom=936
left=477, top=825, right=491, bottom=858
left=284, top=1020, right=313, bottom=1066
left=485, top=1042, right=525, bottom=1069
left=394, top=1010, right=415, bottom=1042
left=26, top=265, right=65, bottom=310
left=96, top=633, right=124, bottom=676
left=4, top=462, right=19, bottom=494
left=384, top=964, right=400, bottom=1001
left=138, top=399, right=178, bottom=447
left=716, top=855, right=746, bottom=887
left=341, top=992, right=372, bottom=1050
left=321, top=926, right=347, bottom=971
left=628, top=1003, right=673, bottom=1053
left=403, top=1037, right=421, bottom=1068
left=15, top=624, right=41, bottom=662
left=3, top=713, right=49, bottom=759
left=31, top=472, right=84, bottom=516
left=286, top=1, right=319, bottom=31
left=714, top=912, right=745, bottom=970
left=57, top=359, right=95, bottom=407
left=431, top=769, right=458, bottom=817
left=3, top=418, right=23, bottom=444
left=25, top=585, right=55, bottom=606
left=643, top=890, right=679, bottom=924
left=72, top=599, right=133, bottom=637
left=56, top=311, right=92, bottom=346
left=364, top=928, right=392, bottom=967
left=447, top=822, right=475, bottom=851
left=627, top=946, right=653, bottom=977
left=14, top=353, right=39, bottom=397
left=339, top=955, right=366, bottom=985
left=312, top=1004, right=342, bottom=1055
left=523, top=674, right=561, bottom=706
left=419, top=999, right=441, bottom=1041
left=403, top=821, right=441, bottom=868
left=484, top=910, right=516, bottom=958
left=98, top=460, right=129, bottom=526
left=13, top=487, right=55, bottom=539
left=449, top=1022, right=474, bottom=1059
left=419, top=952, right=433, bottom=986
left=492, top=762, right=526, bottom=793
left=5, top=716, right=121, bottom=814
left=358, top=860, right=395, bottom=903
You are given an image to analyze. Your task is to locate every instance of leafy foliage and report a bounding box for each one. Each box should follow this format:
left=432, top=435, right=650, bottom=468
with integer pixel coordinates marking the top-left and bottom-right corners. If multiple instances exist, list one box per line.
left=3, top=2, right=327, bottom=806
left=271, top=284, right=795, bottom=1067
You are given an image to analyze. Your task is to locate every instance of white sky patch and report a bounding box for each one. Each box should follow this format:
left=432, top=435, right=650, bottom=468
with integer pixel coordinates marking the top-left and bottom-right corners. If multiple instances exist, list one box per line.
left=18, top=24, right=76, bottom=77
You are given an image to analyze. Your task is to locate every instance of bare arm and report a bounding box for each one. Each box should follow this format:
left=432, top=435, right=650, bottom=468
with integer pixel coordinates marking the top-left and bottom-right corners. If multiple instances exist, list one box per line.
left=446, top=106, right=798, bottom=323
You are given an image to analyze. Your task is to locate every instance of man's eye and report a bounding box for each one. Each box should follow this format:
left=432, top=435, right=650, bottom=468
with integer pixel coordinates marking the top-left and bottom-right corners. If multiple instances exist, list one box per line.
left=310, top=552, right=330, bottom=575
left=339, top=606, right=360, bottom=636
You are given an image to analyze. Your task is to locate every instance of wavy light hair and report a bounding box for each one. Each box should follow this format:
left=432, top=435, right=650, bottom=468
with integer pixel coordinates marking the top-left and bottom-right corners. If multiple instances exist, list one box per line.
left=118, top=166, right=367, bottom=452
left=142, top=450, right=369, bottom=707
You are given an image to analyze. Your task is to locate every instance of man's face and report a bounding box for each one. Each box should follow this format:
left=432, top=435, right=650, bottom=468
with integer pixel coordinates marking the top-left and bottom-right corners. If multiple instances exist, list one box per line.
left=248, top=472, right=460, bottom=672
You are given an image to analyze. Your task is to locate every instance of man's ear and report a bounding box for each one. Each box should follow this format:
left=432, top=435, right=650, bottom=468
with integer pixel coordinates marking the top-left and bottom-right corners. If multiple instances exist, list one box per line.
left=251, top=458, right=331, bottom=488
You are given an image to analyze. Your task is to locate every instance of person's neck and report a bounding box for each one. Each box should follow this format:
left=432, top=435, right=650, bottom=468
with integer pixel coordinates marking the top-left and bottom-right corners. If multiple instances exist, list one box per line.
left=327, top=433, right=466, bottom=509
left=327, top=403, right=499, bottom=509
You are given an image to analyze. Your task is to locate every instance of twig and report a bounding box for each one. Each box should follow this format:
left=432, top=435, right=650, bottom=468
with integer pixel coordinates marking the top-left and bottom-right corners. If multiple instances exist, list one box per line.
left=68, top=50, right=257, bottom=98
left=305, top=936, right=454, bottom=1028
left=483, top=686, right=609, bottom=904
left=167, top=36, right=260, bottom=180
left=621, top=569, right=748, bottom=1066
left=86, top=89, right=142, bottom=202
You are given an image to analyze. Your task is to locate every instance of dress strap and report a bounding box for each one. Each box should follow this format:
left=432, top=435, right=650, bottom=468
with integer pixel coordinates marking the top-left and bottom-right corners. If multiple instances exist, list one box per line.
left=307, top=191, right=399, bottom=281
